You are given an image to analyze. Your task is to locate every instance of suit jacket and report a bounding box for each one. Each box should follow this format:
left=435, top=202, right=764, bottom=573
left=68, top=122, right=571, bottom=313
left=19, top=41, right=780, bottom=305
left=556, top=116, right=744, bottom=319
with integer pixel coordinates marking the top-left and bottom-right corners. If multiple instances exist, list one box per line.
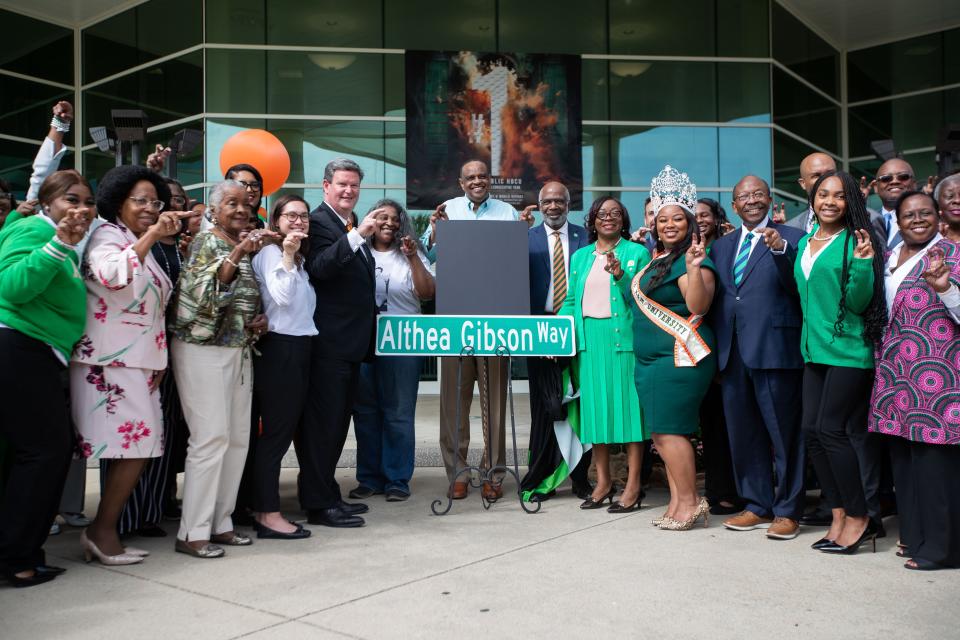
left=785, top=208, right=812, bottom=232
left=709, top=222, right=805, bottom=371
left=306, top=201, right=376, bottom=362
left=528, top=222, right=588, bottom=314
left=869, top=208, right=901, bottom=254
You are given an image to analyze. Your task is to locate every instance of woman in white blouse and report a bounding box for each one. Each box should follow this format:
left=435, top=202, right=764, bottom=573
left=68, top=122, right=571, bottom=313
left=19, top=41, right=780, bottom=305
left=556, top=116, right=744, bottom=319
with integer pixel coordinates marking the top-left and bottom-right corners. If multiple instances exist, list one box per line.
left=250, top=195, right=316, bottom=539
left=349, top=199, right=434, bottom=502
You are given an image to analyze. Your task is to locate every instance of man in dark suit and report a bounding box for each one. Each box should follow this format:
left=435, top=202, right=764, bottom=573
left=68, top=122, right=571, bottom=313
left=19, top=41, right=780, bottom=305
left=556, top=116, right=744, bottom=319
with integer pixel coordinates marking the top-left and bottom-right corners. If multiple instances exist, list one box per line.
left=520, top=181, right=592, bottom=501
left=300, top=158, right=382, bottom=528
left=710, top=175, right=806, bottom=540
left=868, top=158, right=916, bottom=253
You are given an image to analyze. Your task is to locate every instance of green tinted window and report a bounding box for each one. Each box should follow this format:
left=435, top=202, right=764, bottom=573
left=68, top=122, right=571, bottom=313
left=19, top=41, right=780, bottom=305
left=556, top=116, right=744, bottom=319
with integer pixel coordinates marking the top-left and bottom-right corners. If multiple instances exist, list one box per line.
left=206, top=49, right=267, bottom=114
left=848, top=89, right=960, bottom=159
left=0, top=139, right=73, bottom=198
left=847, top=32, right=944, bottom=102
left=384, top=0, right=495, bottom=51
left=0, top=9, right=73, bottom=85
left=83, top=0, right=201, bottom=83
left=266, top=0, right=382, bottom=46
left=772, top=67, right=839, bottom=153
left=716, top=0, right=769, bottom=58
left=0, top=76, right=72, bottom=140
left=771, top=3, right=839, bottom=99
left=718, top=63, right=771, bottom=122
left=205, top=0, right=265, bottom=44
left=267, top=52, right=384, bottom=116
left=610, top=61, right=717, bottom=122
left=609, top=0, right=715, bottom=56
left=499, top=0, right=605, bottom=55
left=772, top=129, right=818, bottom=218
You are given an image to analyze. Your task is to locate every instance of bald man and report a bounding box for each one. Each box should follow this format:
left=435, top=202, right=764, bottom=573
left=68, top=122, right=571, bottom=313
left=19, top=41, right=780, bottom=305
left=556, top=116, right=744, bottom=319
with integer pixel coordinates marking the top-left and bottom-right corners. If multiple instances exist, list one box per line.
left=786, top=153, right=836, bottom=233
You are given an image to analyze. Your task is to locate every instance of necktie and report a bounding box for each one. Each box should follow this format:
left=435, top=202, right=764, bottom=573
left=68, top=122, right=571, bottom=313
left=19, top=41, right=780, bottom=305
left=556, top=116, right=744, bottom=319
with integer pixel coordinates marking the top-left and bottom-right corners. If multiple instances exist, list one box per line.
left=551, top=231, right=567, bottom=313
left=345, top=222, right=353, bottom=232
left=733, top=232, right=753, bottom=286
left=883, top=212, right=892, bottom=236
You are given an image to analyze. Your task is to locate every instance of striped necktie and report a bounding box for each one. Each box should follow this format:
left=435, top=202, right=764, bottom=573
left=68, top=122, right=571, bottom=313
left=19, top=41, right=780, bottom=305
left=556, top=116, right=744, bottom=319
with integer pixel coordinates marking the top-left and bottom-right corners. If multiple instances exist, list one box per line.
left=733, top=232, right=753, bottom=286
left=551, top=231, right=567, bottom=313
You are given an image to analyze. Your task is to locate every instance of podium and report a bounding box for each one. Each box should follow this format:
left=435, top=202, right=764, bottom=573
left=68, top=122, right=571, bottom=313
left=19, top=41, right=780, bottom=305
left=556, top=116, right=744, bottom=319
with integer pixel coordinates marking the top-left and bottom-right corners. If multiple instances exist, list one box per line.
left=374, top=220, right=575, bottom=515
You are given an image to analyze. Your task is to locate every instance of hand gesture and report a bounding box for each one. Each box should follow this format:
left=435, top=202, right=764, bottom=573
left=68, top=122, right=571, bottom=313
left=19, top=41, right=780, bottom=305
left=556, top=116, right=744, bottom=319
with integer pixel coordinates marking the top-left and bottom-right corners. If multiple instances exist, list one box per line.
left=149, top=210, right=196, bottom=239
left=52, top=101, right=73, bottom=123
left=519, top=204, right=537, bottom=228
left=604, top=250, right=624, bottom=280
left=55, top=208, right=91, bottom=246
left=922, top=176, right=936, bottom=196
left=400, top=235, right=418, bottom=258
left=771, top=203, right=786, bottom=225
left=245, top=313, right=268, bottom=338
left=921, top=247, right=951, bottom=293
left=429, top=203, right=448, bottom=241
left=178, top=230, right=194, bottom=255
left=859, top=176, right=876, bottom=201
left=630, top=226, right=651, bottom=244
left=685, top=233, right=707, bottom=268
left=237, top=228, right=280, bottom=255
left=760, top=227, right=786, bottom=251
left=282, top=230, right=307, bottom=257
left=146, top=144, right=170, bottom=173
left=852, top=229, right=874, bottom=259
left=719, top=221, right=736, bottom=236
left=357, top=207, right=384, bottom=238
left=16, top=199, right=38, bottom=217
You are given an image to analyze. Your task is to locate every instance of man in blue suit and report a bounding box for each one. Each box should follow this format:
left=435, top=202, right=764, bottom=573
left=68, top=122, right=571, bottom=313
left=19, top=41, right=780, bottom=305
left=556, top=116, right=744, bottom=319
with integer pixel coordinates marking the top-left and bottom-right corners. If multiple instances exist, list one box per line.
left=520, top=181, right=592, bottom=501
left=709, top=175, right=806, bottom=540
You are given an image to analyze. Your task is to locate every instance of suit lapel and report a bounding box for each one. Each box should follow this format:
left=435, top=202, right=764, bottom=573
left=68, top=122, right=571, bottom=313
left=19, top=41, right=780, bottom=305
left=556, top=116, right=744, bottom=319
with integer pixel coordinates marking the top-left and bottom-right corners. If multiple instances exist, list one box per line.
left=739, top=239, right=768, bottom=286
left=534, top=225, right=550, bottom=272
left=322, top=202, right=374, bottom=279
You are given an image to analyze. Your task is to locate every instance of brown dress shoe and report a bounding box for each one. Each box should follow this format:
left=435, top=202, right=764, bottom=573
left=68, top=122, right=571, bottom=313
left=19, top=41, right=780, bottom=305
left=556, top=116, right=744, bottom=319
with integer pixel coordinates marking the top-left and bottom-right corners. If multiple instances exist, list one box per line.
left=447, top=481, right=468, bottom=500
left=723, top=510, right=773, bottom=531
left=766, top=517, right=800, bottom=540
left=481, top=482, right=503, bottom=502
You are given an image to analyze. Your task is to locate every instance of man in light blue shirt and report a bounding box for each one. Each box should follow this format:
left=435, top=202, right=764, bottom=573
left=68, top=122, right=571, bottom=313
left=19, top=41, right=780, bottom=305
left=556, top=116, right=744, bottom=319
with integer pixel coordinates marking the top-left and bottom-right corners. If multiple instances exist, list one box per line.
left=420, top=160, right=534, bottom=262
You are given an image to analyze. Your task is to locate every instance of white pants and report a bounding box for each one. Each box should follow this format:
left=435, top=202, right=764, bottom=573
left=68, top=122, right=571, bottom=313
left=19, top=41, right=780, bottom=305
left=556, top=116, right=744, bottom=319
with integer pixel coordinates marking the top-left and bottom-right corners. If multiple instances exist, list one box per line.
left=171, top=339, right=252, bottom=542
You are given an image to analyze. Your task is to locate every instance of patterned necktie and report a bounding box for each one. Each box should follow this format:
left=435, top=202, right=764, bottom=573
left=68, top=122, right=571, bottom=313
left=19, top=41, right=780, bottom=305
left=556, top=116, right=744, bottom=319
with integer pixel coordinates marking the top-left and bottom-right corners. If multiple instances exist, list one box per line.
left=733, top=232, right=753, bottom=286
left=551, top=231, right=567, bottom=313
left=345, top=222, right=353, bottom=232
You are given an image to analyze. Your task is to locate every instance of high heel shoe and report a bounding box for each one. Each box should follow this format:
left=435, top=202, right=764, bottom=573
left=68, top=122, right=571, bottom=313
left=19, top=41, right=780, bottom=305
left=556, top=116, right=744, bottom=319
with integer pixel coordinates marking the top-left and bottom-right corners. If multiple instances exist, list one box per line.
left=579, top=485, right=616, bottom=510
left=659, top=497, right=710, bottom=531
left=820, top=520, right=878, bottom=555
left=810, top=537, right=835, bottom=550
left=81, top=530, right=144, bottom=566
left=608, top=496, right=642, bottom=513
left=652, top=511, right=669, bottom=526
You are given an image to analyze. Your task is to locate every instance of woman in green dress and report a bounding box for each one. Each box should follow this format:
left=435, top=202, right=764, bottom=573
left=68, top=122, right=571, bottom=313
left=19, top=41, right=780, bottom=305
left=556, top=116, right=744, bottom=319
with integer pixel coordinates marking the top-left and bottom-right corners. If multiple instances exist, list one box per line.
left=559, top=196, right=650, bottom=512
left=626, top=166, right=717, bottom=531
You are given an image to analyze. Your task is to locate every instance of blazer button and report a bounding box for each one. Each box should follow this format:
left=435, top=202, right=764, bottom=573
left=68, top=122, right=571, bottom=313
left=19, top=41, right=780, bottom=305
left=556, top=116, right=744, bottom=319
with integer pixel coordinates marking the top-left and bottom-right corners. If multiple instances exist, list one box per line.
left=736, top=296, right=740, bottom=301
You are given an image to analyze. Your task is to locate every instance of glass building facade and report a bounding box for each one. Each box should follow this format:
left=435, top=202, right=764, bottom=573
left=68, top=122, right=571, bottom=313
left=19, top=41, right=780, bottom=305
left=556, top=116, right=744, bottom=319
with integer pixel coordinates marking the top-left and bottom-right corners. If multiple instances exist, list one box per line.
left=1, top=1, right=957, bottom=220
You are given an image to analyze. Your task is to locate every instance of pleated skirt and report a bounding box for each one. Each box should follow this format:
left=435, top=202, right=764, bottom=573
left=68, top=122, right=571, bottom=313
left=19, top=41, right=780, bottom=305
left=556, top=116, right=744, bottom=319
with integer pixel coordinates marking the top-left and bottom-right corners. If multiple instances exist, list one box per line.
left=575, top=317, right=646, bottom=444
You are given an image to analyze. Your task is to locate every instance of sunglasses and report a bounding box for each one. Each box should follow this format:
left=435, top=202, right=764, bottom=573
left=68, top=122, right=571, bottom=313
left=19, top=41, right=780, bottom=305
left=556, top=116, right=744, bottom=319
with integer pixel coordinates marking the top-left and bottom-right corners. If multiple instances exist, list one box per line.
left=876, top=172, right=913, bottom=184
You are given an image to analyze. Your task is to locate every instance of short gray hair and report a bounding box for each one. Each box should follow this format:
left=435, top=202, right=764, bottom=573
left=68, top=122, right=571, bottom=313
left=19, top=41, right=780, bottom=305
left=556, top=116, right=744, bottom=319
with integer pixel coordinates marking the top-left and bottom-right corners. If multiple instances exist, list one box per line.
left=207, top=179, right=246, bottom=213
left=933, top=172, right=960, bottom=203
left=324, top=158, right=364, bottom=183
left=538, top=184, right=570, bottom=203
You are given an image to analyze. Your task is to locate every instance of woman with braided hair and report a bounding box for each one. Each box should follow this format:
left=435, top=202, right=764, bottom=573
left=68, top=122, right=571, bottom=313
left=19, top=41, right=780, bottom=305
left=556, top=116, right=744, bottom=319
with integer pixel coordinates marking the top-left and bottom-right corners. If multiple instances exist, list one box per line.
left=794, top=170, right=887, bottom=556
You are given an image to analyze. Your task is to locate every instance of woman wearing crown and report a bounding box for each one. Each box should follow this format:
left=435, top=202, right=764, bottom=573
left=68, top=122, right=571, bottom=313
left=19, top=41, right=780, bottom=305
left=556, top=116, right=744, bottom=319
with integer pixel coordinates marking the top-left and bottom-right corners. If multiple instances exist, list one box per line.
left=612, top=166, right=717, bottom=530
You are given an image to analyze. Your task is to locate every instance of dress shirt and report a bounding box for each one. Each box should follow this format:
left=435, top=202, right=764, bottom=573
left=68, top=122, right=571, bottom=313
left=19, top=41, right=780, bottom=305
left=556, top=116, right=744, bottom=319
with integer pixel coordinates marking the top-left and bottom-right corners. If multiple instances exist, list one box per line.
left=881, top=208, right=903, bottom=248
left=884, top=234, right=960, bottom=323
left=800, top=208, right=816, bottom=234
left=544, top=222, right=570, bottom=313
left=421, top=194, right=518, bottom=261
left=328, top=204, right=367, bottom=255
left=252, top=244, right=318, bottom=336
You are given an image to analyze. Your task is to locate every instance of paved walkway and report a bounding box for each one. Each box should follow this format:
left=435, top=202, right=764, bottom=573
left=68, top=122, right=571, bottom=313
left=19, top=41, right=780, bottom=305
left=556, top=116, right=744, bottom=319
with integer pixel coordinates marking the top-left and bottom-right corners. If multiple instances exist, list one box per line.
left=2, top=468, right=957, bottom=639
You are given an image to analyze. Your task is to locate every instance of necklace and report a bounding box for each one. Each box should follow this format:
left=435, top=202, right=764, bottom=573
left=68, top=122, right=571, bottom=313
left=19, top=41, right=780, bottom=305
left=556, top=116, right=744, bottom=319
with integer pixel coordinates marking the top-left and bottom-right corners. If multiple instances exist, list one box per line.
left=213, top=226, right=240, bottom=245
left=152, top=240, right=182, bottom=281
left=812, top=228, right=843, bottom=242
left=596, top=236, right=623, bottom=255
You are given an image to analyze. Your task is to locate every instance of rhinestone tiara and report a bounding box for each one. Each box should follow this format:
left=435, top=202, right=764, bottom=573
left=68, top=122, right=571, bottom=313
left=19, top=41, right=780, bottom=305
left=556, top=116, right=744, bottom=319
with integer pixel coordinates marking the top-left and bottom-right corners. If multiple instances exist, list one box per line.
left=650, top=165, right=697, bottom=214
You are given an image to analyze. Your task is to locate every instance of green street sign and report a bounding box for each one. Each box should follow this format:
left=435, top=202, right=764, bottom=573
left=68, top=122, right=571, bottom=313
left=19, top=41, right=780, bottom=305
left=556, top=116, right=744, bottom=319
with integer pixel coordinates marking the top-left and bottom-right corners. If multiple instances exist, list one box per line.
left=375, top=314, right=576, bottom=357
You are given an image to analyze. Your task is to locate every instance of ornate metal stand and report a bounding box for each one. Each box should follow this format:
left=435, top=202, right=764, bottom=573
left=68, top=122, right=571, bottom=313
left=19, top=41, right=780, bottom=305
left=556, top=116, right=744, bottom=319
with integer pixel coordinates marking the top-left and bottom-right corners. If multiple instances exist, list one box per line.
left=431, top=345, right=541, bottom=515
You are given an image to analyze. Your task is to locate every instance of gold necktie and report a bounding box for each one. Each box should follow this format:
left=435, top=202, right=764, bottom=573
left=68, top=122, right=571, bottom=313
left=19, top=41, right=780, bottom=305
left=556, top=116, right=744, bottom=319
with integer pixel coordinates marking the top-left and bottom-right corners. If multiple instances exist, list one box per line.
left=552, top=231, right=567, bottom=313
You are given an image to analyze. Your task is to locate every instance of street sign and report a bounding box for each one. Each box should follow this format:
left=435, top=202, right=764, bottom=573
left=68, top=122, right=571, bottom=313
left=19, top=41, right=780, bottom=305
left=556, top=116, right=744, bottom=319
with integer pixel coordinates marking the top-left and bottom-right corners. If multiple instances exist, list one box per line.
left=375, top=314, right=576, bottom=357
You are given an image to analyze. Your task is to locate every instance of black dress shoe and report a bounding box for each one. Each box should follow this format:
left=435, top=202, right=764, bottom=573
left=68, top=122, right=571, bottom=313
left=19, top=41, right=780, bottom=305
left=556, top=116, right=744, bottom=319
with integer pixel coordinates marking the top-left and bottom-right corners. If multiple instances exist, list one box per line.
left=254, top=521, right=312, bottom=540
left=529, top=490, right=556, bottom=503
left=571, top=482, right=593, bottom=500
left=34, top=565, right=67, bottom=576
left=810, top=537, right=835, bottom=550
left=6, top=571, right=57, bottom=588
left=338, top=500, right=369, bottom=515
left=820, top=520, right=879, bottom=555
left=307, top=507, right=365, bottom=528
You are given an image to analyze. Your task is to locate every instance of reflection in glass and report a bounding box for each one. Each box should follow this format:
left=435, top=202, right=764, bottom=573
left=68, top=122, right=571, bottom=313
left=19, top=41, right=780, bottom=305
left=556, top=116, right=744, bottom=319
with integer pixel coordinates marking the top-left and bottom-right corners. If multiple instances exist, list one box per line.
left=0, top=76, right=72, bottom=139
left=0, top=9, right=73, bottom=84
left=772, top=67, right=839, bottom=153
left=771, top=2, right=839, bottom=99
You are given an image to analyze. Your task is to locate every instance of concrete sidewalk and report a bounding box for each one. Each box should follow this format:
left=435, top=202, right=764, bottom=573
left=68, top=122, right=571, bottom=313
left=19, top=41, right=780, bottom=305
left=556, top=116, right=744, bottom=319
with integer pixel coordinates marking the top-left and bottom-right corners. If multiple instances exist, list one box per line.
left=2, top=468, right=957, bottom=639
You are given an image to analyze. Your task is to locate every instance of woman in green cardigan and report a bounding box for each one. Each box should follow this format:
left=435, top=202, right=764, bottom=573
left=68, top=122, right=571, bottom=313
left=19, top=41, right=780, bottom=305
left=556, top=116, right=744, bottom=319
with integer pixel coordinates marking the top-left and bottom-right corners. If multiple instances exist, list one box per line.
left=0, top=170, right=93, bottom=587
left=794, top=170, right=887, bottom=555
left=559, top=197, right=650, bottom=512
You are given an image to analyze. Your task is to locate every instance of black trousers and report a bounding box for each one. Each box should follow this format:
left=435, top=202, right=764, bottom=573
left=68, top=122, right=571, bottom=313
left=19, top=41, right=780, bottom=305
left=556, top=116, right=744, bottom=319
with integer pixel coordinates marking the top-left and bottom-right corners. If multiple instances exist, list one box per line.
left=252, top=333, right=312, bottom=512
left=700, top=379, right=739, bottom=505
left=889, top=437, right=960, bottom=567
left=0, top=329, right=73, bottom=574
left=520, top=357, right=591, bottom=493
left=299, top=341, right=360, bottom=510
left=801, top=363, right=875, bottom=518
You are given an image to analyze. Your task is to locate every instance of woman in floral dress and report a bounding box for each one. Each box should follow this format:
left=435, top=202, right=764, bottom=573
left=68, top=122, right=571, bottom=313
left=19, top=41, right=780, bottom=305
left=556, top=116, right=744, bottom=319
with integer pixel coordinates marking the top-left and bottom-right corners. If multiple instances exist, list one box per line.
left=71, top=166, right=188, bottom=565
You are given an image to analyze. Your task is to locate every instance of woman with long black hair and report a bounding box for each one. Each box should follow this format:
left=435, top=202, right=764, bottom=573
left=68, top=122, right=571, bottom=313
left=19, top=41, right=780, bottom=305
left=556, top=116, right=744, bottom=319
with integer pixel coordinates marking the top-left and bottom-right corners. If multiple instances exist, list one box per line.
left=795, top=170, right=887, bottom=555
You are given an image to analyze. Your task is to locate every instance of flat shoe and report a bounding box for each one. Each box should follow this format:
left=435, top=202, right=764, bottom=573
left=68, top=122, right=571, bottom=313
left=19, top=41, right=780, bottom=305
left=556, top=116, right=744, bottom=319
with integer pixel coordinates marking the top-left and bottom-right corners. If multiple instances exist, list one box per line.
left=254, top=522, right=311, bottom=540
left=211, top=532, right=252, bottom=546
left=175, top=539, right=224, bottom=558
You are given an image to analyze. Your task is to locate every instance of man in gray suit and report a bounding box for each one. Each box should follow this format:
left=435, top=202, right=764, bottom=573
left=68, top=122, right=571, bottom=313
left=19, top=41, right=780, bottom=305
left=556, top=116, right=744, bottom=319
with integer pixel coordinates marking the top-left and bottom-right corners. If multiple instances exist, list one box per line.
left=786, top=152, right=836, bottom=233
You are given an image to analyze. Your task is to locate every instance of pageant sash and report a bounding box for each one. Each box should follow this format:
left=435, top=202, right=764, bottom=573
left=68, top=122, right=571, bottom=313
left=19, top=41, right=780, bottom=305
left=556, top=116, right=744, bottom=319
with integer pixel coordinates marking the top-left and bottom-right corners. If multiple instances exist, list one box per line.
left=630, top=264, right=711, bottom=367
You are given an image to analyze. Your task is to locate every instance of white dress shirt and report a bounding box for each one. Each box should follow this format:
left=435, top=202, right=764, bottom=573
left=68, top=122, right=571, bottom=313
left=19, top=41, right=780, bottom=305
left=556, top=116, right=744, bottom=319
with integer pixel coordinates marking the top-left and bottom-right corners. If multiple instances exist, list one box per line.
left=544, top=222, right=570, bottom=312
left=328, top=205, right=367, bottom=256
left=800, top=232, right=840, bottom=280
left=252, top=244, right=318, bottom=336
left=884, top=234, right=960, bottom=323
left=880, top=208, right=903, bottom=249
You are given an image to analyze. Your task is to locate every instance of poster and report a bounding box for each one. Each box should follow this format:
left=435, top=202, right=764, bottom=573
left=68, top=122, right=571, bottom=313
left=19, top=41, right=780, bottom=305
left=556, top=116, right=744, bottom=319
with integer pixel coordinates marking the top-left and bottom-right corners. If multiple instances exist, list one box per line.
left=405, top=50, right=583, bottom=210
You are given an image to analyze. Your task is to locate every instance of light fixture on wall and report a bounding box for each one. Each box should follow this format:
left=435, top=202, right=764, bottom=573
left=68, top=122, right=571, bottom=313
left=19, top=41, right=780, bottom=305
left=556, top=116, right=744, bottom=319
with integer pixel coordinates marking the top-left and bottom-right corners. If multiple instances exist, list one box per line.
left=610, top=61, right=652, bottom=78
left=89, top=126, right=121, bottom=167
left=308, top=53, right=356, bottom=71
left=111, top=109, right=149, bottom=165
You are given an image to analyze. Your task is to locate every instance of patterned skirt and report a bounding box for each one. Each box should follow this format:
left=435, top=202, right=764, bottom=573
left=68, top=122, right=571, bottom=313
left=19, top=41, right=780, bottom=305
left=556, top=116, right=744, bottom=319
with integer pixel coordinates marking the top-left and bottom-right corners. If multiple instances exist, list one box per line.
left=70, top=363, right=164, bottom=459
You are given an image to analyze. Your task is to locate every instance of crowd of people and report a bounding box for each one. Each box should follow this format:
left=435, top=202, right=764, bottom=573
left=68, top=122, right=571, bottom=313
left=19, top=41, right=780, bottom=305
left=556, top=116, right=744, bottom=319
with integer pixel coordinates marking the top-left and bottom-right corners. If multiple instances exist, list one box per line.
left=0, top=101, right=958, bottom=589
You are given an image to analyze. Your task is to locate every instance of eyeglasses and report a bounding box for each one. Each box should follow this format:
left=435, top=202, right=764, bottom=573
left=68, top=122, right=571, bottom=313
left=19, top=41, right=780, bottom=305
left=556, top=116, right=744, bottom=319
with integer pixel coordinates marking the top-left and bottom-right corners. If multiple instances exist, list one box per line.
left=596, top=210, right=623, bottom=220
left=128, top=196, right=165, bottom=212
left=280, top=212, right=310, bottom=222
left=170, top=195, right=187, bottom=207
left=0, top=192, right=12, bottom=201
left=734, top=190, right=769, bottom=203
left=877, top=172, right=913, bottom=184
left=238, top=180, right=262, bottom=191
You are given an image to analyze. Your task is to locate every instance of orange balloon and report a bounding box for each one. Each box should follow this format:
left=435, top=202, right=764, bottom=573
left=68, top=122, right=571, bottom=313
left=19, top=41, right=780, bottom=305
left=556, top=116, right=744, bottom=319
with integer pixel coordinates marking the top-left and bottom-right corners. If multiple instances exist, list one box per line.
left=219, top=129, right=290, bottom=196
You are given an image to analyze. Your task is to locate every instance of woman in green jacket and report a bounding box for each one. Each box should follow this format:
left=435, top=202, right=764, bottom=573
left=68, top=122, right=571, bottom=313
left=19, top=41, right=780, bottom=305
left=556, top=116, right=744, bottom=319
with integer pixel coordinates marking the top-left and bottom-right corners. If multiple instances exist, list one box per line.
left=0, top=170, right=93, bottom=587
left=794, top=170, right=887, bottom=555
left=559, top=197, right=650, bottom=512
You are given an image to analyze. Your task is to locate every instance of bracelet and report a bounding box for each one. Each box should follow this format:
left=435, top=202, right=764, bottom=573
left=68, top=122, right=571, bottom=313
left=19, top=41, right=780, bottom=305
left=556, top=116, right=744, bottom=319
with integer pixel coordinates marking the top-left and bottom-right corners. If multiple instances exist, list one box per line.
left=224, top=257, right=239, bottom=268
left=50, top=116, right=71, bottom=133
